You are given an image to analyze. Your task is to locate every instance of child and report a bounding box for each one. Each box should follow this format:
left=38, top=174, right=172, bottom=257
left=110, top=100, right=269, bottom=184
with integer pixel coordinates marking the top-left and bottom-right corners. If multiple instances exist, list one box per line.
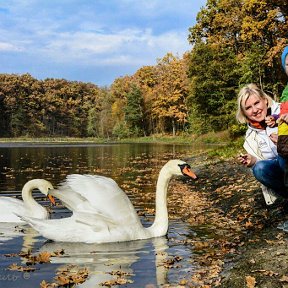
left=276, top=46, right=288, bottom=157
left=262, top=47, right=288, bottom=203
left=265, top=47, right=288, bottom=154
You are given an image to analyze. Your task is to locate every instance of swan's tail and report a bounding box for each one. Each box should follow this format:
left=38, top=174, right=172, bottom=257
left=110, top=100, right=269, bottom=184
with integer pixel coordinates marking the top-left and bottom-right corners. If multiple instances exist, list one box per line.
left=18, top=215, right=77, bottom=242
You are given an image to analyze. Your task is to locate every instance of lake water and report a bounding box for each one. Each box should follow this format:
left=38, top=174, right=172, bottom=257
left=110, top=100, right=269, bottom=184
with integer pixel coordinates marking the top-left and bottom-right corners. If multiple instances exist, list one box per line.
left=0, top=142, right=209, bottom=287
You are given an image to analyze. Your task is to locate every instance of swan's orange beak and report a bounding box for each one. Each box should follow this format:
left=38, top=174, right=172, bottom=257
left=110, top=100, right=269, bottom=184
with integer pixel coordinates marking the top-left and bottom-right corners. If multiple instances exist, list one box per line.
left=182, top=166, right=198, bottom=179
left=47, top=194, right=56, bottom=205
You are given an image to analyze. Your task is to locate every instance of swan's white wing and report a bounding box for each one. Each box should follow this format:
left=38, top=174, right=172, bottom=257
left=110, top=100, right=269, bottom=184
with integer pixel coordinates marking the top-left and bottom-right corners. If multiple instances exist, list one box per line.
left=51, top=189, right=122, bottom=231
left=59, top=174, right=141, bottom=226
left=0, top=198, right=27, bottom=222
left=50, top=187, right=94, bottom=213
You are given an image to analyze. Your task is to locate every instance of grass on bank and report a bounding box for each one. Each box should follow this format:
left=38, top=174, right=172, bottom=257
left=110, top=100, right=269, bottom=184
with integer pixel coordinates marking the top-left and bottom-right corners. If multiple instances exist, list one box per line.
left=0, top=130, right=233, bottom=144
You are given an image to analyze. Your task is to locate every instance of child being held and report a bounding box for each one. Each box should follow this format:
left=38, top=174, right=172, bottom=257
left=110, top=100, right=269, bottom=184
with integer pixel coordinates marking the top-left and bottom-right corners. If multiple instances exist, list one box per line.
left=265, top=46, right=288, bottom=156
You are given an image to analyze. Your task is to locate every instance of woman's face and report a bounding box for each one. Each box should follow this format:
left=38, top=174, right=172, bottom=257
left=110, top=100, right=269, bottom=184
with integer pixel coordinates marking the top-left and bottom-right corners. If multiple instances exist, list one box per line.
left=242, top=93, right=268, bottom=122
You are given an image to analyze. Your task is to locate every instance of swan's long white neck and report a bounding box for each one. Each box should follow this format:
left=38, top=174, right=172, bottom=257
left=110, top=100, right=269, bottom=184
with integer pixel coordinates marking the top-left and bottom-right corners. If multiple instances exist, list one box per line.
left=22, top=180, right=46, bottom=215
left=146, top=165, right=173, bottom=237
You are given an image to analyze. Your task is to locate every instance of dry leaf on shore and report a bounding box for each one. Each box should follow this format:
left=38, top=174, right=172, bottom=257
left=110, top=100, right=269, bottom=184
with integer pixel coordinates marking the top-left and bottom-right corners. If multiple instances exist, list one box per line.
left=246, top=275, right=256, bottom=288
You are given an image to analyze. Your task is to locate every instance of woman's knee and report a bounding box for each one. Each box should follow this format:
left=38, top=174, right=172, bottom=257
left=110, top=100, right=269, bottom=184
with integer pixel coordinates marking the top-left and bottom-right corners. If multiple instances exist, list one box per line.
left=252, top=161, right=267, bottom=178
left=252, top=160, right=276, bottom=183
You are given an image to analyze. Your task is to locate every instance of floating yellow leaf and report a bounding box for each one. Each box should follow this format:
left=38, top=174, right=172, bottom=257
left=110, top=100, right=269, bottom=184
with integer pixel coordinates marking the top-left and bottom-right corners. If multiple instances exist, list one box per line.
left=8, top=263, right=36, bottom=272
left=36, top=252, right=51, bottom=263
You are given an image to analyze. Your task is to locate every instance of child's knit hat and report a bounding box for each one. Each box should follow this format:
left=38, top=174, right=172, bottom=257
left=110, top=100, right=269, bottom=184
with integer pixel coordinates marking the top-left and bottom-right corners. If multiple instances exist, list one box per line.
left=281, top=46, right=288, bottom=70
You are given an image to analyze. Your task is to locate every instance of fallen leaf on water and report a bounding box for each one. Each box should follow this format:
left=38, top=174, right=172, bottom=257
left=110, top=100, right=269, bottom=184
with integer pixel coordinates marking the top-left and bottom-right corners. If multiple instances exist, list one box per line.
left=4, top=253, right=18, bottom=257
left=108, top=270, right=134, bottom=277
left=40, top=266, right=89, bottom=287
left=8, top=263, right=36, bottom=272
left=36, top=251, right=52, bottom=263
left=100, top=278, right=133, bottom=286
left=159, top=255, right=183, bottom=268
left=40, top=280, right=58, bottom=288
left=55, top=275, right=70, bottom=286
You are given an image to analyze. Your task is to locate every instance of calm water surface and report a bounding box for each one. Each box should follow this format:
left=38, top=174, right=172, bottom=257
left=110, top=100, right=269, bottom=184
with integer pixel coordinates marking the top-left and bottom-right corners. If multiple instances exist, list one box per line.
left=0, top=143, right=209, bottom=287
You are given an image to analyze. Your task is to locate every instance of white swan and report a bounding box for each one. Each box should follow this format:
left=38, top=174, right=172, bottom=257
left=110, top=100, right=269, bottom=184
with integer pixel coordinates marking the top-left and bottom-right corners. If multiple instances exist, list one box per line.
left=21, top=159, right=197, bottom=243
left=0, top=179, right=55, bottom=223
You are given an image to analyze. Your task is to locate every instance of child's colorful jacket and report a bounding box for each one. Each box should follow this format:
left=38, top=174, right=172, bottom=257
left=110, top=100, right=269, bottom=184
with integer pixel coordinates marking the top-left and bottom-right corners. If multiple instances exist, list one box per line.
left=277, top=46, right=288, bottom=157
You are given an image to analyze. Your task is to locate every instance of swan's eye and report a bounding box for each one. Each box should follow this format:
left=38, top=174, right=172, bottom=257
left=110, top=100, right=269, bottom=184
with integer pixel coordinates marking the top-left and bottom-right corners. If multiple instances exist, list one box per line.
left=178, top=163, right=191, bottom=170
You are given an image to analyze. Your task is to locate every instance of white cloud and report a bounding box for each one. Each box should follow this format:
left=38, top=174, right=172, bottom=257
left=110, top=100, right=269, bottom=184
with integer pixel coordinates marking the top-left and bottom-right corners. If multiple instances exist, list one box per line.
left=0, top=41, right=22, bottom=52
left=0, top=0, right=206, bottom=85
left=36, top=28, right=189, bottom=67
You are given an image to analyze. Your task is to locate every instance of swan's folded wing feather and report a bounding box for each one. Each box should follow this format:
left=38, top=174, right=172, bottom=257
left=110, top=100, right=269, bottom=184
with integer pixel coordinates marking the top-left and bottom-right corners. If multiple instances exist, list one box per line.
left=73, top=211, right=118, bottom=232
left=0, top=198, right=27, bottom=222
left=62, top=174, right=141, bottom=225
left=50, top=187, right=95, bottom=213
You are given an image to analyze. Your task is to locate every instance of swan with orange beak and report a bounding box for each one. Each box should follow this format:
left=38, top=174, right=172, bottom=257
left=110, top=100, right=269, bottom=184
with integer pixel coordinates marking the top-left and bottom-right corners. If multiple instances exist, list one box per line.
left=21, top=160, right=198, bottom=243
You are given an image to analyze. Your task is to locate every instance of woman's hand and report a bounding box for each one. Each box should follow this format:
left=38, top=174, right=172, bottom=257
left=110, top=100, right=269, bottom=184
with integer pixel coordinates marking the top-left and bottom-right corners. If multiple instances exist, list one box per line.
left=238, top=153, right=256, bottom=167
left=269, top=133, right=278, bottom=144
left=265, top=115, right=276, bottom=127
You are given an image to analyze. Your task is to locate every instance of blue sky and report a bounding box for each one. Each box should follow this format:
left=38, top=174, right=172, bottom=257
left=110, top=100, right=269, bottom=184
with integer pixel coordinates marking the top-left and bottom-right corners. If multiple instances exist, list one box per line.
left=0, top=0, right=206, bottom=86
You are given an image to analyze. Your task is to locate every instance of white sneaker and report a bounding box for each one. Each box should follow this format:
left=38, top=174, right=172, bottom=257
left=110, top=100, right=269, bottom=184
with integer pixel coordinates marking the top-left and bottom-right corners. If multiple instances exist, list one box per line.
left=261, top=184, right=279, bottom=206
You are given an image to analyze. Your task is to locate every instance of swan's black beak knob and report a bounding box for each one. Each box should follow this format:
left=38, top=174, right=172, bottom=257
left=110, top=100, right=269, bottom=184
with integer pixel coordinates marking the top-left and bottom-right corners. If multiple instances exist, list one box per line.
left=179, top=164, right=198, bottom=179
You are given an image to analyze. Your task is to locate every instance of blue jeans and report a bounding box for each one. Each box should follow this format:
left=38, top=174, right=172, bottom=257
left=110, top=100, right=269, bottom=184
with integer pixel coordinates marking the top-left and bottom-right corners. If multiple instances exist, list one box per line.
left=252, top=156, right=288, bottom=198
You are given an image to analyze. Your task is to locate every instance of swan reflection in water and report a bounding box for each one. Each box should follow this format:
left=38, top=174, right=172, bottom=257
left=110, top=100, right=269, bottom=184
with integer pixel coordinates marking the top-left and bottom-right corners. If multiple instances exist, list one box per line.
left=39, top=237, right=169, bottom=287
left=0, top=223, right=38, bottom=249
left=0, top=221, right=194, bottom=287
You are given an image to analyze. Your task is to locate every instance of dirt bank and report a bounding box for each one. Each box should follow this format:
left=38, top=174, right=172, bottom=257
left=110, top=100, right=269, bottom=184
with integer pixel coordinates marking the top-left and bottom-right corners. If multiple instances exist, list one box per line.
left=169, top=156, right=288, bottom=288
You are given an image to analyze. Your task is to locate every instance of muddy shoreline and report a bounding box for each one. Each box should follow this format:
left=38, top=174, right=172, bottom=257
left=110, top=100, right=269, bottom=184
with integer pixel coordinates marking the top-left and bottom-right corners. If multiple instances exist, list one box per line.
left=171, top=156, right=288, bottom=287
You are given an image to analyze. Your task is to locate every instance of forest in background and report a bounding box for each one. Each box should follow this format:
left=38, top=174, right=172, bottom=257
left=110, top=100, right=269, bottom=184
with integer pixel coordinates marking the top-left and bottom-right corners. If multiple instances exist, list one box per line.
left=0, top=0, right=287, bottom=138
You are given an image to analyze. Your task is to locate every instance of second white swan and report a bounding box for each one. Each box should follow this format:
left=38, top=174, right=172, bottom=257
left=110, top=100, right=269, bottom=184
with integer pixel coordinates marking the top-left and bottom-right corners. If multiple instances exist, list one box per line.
left=0, top=179, right=55, bottom=223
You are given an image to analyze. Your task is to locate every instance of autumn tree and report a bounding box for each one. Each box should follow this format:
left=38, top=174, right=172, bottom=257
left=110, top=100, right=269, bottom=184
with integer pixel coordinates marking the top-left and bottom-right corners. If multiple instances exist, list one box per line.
left=124, top=85, right=144, bottom=136
left=0, top=74, right=46, bottom=136
left=133, top=65, right=158, bottom=134
left=0, top=74, right=103, bottom=138
left=187, top=43, right=240, bottom=133
left=87, top=88, right=114, bottom=138
left=110, top=76, right=133, bottom=122
left=152, top=53, right=189, bottom=135
left=187, top=0, right=288, bottom=133
left=110, top=76, right=136, bottom=138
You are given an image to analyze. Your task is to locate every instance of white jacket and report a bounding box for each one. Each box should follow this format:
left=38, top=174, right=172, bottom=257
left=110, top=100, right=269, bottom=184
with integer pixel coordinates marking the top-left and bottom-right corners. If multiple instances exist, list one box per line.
left=243, top=100, right=280, bottom=160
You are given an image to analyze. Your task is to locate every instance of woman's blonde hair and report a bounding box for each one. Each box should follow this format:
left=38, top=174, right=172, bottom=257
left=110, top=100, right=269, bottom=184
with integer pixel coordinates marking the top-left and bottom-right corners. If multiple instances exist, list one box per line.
left=236, top=83, right=274, bottom=123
